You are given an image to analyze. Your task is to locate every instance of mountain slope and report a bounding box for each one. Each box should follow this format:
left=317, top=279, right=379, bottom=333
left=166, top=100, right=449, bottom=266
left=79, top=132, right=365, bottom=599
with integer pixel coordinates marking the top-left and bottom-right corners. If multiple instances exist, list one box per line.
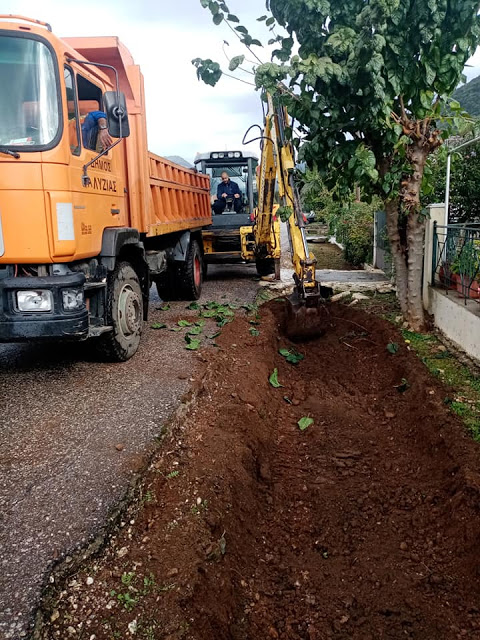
left=453, top=75, right=480, bottom=115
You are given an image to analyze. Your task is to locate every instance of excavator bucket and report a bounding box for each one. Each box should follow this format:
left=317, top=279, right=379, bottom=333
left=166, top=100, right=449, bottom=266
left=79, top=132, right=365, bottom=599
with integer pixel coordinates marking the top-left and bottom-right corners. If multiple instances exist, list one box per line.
left=285, top=286, right=333, bottom=341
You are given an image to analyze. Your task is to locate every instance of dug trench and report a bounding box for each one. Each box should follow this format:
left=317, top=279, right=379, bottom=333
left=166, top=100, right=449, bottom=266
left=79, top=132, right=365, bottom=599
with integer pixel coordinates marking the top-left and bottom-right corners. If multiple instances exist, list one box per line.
left=41, top=301, right=480, bottom=640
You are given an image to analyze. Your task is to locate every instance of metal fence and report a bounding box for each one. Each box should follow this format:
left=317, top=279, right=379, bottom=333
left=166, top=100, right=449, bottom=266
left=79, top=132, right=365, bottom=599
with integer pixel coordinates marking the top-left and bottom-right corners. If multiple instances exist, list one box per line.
left=432, top=222, right=480, bottom=304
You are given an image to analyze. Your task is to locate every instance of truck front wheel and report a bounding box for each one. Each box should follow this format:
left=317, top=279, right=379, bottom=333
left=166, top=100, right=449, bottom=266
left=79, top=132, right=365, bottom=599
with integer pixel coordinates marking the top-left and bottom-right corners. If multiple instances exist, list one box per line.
left=97, top=261, right=143, bottom=361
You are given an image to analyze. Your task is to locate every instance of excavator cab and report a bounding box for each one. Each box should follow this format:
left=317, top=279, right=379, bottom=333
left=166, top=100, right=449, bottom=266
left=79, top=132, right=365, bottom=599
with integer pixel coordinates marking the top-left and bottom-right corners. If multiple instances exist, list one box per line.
left=194, top=150, right=259, bottom=270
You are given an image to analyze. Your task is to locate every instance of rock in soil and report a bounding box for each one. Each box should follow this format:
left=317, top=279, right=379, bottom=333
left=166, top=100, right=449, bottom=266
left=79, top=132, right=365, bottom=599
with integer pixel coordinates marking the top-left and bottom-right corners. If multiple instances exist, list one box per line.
left=41, top=301, right=480, bottom=640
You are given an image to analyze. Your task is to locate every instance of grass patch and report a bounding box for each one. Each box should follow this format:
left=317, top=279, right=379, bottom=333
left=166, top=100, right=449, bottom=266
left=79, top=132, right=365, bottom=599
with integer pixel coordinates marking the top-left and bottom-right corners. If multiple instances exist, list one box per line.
left=402, top=329, right=480, bottom=441
left=356, top=293, right=480, bottom=442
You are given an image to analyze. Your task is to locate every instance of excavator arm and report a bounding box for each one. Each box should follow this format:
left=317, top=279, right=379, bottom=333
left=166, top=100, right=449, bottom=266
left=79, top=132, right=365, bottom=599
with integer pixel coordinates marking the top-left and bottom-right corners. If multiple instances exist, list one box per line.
left=254, top=94, right=332, bottom=338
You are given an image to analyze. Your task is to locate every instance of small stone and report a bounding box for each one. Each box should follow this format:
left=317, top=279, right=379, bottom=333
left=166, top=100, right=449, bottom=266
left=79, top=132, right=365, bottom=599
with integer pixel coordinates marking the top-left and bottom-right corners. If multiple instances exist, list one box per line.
left=196, top=497, right=202, bottom=505
left=86, top=576, right=94, bottom=585
left=331, top=291, right=350, bottom=302
left=384, top=410, right=396, bottom=419
left=400, top=541, right=408, bottom=551
left=115, top=443, right=124, bottom=451
left=292, top=399, right=300, bottom=406
left=117, top=546, right=128, bottom=558
left=50, top=610, right=59, bottom=622
left=352, top=292, right=369, bottom=300
left=128, top=619, right=138, bottom=634
left=349, top=299, right=359, bottom=306
left=167, top=568, right=179, bottom=577
left=178, top=374, right=188, bottom=380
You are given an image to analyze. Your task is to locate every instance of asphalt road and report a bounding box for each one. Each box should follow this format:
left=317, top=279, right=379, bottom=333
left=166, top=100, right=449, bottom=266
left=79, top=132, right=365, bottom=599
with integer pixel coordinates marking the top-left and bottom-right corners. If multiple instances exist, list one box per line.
left=0, top=264, right=259, bottom=640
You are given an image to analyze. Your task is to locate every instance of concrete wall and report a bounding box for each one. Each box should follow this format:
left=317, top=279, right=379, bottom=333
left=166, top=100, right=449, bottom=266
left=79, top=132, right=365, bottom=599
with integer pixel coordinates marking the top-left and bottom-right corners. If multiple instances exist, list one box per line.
left=425, top=287, right=480, bottom=363
left=423, top=203, right=480, bottom=364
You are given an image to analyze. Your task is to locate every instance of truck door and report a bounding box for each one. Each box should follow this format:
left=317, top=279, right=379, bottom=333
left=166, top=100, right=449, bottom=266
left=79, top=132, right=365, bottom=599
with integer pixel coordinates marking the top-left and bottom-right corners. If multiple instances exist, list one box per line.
left=59, top=65, right=125, bottom=260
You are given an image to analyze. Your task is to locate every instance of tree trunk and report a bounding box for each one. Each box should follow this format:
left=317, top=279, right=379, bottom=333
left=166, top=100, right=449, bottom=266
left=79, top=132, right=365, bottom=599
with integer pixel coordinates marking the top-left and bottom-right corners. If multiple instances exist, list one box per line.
left=384, top=198, right=408, bottom=314
left=403, top=144, right=428, bottom=331
left=406, top=210, right=426, bottom=330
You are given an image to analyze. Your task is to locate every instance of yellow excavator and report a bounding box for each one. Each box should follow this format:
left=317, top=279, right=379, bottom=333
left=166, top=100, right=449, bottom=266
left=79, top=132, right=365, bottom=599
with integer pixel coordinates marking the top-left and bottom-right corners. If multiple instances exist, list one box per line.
left=243, top=93, right=332, bottom=339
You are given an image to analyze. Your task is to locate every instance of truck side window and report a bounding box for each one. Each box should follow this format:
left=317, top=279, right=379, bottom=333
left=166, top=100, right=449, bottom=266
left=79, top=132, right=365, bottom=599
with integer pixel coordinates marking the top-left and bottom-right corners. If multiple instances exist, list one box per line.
left=76, top=74, right=104, bottom=152
left=64, top=67, right=80, bottom=156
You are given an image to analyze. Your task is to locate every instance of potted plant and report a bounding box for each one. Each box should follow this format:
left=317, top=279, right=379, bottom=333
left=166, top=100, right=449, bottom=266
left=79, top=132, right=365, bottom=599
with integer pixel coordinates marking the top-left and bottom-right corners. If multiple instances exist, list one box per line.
left=455, top=240, right=480, bottom=299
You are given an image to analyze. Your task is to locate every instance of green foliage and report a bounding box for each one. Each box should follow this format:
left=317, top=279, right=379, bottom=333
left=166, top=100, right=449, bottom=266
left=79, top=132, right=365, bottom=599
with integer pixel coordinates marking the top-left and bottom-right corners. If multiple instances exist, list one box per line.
left=195, top=0, right=480, bottom=326
left=184, top=334, right=201, bottom=350
left=298, top=416, right=314, bottom=431
left=387, top=342, right=399, bottom=354
left=327, top=200, right=378, bottom=267
left=279, top=348, right=304, bottom=364
left=299, top=168, right=335, bottom=222
left=269, top=368, right=283, bottom=388
left=277, top=205, right=293, bottom=222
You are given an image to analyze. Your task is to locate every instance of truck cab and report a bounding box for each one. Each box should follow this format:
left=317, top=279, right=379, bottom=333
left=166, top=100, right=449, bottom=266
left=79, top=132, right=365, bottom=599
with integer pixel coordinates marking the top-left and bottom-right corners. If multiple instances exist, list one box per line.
left=0, top=17, right=211, bottom=360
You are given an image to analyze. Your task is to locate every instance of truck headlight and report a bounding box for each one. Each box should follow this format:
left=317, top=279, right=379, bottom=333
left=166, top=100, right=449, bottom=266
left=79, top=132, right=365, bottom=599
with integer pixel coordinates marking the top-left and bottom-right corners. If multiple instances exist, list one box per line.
left=62, top=288, right=84, bottom=311
left=17, top=290, right=53, bottom=312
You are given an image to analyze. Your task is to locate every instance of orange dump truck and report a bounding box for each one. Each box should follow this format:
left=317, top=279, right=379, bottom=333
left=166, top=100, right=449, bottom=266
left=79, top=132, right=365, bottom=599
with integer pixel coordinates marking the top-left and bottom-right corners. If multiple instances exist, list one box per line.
left=0, top=16, right=211, bottom=360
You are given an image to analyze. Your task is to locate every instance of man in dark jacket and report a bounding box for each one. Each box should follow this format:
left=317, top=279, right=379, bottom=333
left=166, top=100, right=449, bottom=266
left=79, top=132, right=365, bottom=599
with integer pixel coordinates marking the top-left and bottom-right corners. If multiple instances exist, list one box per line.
left=213, top=172, right=242, bottom=214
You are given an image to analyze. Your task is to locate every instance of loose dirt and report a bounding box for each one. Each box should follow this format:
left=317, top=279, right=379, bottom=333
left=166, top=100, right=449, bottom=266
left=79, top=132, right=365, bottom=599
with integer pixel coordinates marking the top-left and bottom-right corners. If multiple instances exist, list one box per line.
left=41, top=301, right=480, bottom=640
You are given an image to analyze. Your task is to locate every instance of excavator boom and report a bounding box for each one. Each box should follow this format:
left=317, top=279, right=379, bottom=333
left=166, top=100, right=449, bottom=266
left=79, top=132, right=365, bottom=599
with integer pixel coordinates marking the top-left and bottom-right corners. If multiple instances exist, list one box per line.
left=255, top=94, right=332, bottom=339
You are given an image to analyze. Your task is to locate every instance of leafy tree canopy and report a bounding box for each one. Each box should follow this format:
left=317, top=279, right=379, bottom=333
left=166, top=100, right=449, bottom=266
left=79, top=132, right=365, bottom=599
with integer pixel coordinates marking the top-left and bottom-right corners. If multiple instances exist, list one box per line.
left=194, top=0, right=480, bottom=329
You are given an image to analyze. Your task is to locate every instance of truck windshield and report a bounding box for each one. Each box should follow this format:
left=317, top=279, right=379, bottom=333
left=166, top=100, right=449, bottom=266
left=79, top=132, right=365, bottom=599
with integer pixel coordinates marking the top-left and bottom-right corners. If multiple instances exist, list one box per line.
left=0, top=35, right=59, bottom=149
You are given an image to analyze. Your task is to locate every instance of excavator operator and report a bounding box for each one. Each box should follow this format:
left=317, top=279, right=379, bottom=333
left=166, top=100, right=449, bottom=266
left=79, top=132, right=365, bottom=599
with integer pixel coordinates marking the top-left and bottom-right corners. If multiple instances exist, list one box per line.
left=213, top=171, right=242, bottom=214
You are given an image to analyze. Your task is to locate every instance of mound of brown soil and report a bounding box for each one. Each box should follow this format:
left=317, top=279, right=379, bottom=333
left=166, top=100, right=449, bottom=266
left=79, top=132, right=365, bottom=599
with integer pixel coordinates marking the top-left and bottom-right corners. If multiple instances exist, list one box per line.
left=43, top=302, right=480, bottom=640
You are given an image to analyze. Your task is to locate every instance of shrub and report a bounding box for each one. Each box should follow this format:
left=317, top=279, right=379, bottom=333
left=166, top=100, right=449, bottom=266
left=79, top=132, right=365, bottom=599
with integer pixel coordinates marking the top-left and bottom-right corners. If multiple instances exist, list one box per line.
left=327, top=201, right=378, bottom=267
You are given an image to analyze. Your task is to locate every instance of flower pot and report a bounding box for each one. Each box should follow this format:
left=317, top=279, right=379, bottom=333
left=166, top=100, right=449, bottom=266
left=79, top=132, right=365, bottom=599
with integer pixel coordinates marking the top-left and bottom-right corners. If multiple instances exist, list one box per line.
left=440, top=266, right=458, bottom=290
left=448, top=272, right=460, bottom=290
left=457, top=275, right=480, bottom=299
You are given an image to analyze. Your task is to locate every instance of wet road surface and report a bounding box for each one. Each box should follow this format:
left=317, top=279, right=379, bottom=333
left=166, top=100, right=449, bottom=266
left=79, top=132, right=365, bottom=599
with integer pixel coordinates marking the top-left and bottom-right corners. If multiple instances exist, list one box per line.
left=0, top=264, right=258, bottom=639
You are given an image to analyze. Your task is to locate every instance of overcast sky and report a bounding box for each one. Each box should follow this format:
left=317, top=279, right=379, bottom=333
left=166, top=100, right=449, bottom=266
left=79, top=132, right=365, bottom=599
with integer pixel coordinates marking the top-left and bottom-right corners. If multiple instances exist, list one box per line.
left=1, top=0, right=480, bottom=164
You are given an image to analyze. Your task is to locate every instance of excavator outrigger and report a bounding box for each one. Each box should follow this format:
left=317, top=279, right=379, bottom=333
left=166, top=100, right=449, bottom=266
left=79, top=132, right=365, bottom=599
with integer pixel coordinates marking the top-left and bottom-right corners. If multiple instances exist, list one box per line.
left=249, top=93, right=332, bottom=339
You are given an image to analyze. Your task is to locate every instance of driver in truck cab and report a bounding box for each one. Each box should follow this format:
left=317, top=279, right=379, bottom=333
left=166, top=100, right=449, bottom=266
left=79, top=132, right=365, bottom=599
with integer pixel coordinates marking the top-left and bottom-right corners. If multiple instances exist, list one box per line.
left=81, top=110, right=113, bottom=150
left=213, top=171, right=242, bottom=214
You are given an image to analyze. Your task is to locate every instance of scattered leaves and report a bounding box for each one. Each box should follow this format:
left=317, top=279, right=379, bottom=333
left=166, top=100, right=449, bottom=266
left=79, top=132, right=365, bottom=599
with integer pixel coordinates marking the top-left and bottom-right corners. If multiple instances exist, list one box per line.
left=394, top=378, right=410, bottom=393
left=387, top=342, right=399, bottom=354
left=151, top=322, right=167, bottom=329
left=269, top=368, right=283, bottom=388
left=250, top=327, right=260, bottom=336
left=279, top=348, right=305, bottom=364
left=298, top=416, right=314, bottom=431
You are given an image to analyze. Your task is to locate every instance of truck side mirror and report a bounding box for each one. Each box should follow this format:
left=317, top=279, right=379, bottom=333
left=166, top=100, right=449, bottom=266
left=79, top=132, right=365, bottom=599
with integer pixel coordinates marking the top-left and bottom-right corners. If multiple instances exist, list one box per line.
left=104, top=91, right=130, bottom=138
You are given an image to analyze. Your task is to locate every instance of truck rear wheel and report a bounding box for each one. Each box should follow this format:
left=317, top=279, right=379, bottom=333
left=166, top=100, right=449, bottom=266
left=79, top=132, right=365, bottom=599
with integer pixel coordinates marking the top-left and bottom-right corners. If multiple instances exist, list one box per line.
left=97, top=261, right=143, bottom=361
left=178, top=239, right=203, bottom=300
left=256, top=257, right=275, bottom=277
left=155, top=268, right=177, bottom=301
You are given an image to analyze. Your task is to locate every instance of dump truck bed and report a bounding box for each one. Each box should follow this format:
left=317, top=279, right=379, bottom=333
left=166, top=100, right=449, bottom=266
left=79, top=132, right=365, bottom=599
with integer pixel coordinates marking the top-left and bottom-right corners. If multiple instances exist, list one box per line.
left=63, top=36, right=211, bottom=236
left=147, top=153, right=211, bottom=236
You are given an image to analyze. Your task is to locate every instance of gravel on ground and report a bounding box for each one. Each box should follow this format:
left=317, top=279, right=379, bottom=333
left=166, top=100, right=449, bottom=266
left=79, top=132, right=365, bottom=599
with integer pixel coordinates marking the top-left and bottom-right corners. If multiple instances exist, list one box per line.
left=0, top=264, right=258, bottom=639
